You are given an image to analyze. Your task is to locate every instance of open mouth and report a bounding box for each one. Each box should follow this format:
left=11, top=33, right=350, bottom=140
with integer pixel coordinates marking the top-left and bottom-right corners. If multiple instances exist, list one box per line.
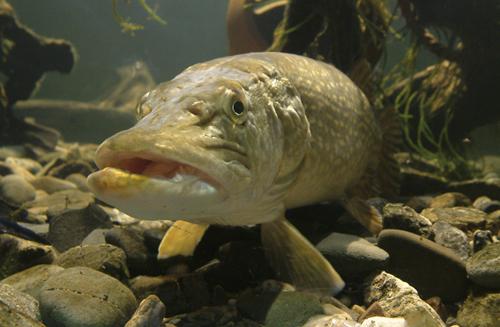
left=99, top=154, right=221, bottom=189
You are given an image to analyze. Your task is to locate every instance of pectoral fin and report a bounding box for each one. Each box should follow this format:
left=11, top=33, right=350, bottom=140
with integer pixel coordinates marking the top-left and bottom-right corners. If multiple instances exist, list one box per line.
left=157, top=220, right=209, bottom=259
left=261, top=218, right=345, bottom=295
left=342, top=197, right=382, bottom=235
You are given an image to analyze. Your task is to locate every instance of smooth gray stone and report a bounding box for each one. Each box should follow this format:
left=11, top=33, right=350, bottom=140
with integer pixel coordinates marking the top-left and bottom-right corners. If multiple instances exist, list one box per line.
left=4, top=157, right=43, bottom=174
left=30, top=176, right=77, bottom=194
left=0, top=264, right=65, bottom=300
left=473, top=196, right=500, bottom=213
left=65, top=173, right=90, bottom=192
left=124, top=295, right=166, bottom=327
left=48, top=203, right=112, bottom=252
left=0, top=234, right=58, bottom=280
left=466, top=242, right=500, bottom=289
left=237, top=290, right=324, bottom=327
left=316, top=232, right=389, bottom=279
left=0, top=283, right=41, bottom=321
left=81, top=228, right=108, bottom=245
left=23, top=189, right=95, bottom=218
left=39, top=267, right=137, bottom=327
left=56, top=244, right=130, bottom=281
left=0, top=145, right=27, bottom=160
left=105, top=227, right=152, bottom=276
left=382, top=203, right=432, bottom=236
left=378, top=229, right=468, bottom=302
left=18, top=222, right=50, bottom=236
left=0, top=174, right=36, bottom=206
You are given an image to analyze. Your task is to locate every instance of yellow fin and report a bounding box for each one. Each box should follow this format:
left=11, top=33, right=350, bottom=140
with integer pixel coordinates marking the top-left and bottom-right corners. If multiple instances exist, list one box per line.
left=157, top=220, right=209, bottom=259
left=342, top=197, right=382, bottom=235
left=261, top=218, right=345, bottom=295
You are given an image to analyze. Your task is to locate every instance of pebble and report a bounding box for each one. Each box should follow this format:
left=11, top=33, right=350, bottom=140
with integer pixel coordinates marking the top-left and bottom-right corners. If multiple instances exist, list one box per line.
left=39, top=266, right=137, bottom=327
left=5, top=157, right=42, bottom=174
left=430, top=221, right=470, bottom=261
left=0, top=161, right=14, bottom=175
left=130, top=273, right=211, bottom=316
left=0, top=234, right=58, bottom=280
left=30, top=175, right=77, bottom=194
left=429, top=192, right=471, bottom=208
left=22, top=207, right=48, bottom=224
left=101, top=205, right=138, bottom=224
left=421, top=207, right=487, bottom=232
left=0, top=264, right=65, bottom=299
left=0, top=283, right=41, bottom=321
left=0, top=145, right=28, bottom=160
left=10, top=165, right=36, bottom=181
left=303, top=315, right=358, bottom=327
left=377, top=229, right=468, bottom=302
left=81, top=228, right=108, bottom=245
left=365, top=272, right=445, bottom=327
left=404, top=196, right=432, bottom=212
left=486, top=210, right=500, bottom=233
left=49, top=159, right=94, bottom=179
left=473, top=196, right=500, bottom=213
left=105, top=226, right=155, bottom=276
left=425, top=297, right=448, bottom=323
left=456, top=290, right=500, bottom=327
left=382, top=203, right=432, bottom=236
left=472, top=230, right=494, bottom=252
left=48, top=203, right=112, bottom=251
left=65, top=172, right=90, bottom=191
left=447, top=178, right=500, bottom=202
left=124, top=294, right=166, bottom=327
left=17, top=222, right=49, bottom=238
left=23, top=189, right=95, bottom=217
left=316, top=232, right=389, bottom=279
left=237, top=290, right=324, bottom=327
left=0, top=174, right=36, bottom=206
left=466, top=242, right=500, bottom=289
left=55, top=244, right=130, bottom=281
left=0, top=301, right=45, bottom=326
left=361, top=317, right=408, bottom=327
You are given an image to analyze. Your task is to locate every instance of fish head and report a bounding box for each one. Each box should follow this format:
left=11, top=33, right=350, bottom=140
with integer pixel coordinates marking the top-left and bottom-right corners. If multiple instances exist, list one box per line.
left=87, top=56, right=310, bottom=225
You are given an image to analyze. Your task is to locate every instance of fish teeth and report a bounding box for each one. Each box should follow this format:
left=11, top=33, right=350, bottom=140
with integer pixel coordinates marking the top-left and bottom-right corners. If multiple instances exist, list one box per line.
left=169, top=172, right=197, bottom=183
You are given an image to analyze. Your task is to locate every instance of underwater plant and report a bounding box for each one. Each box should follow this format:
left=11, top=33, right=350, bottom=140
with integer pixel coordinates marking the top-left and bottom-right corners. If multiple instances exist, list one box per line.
left=111, top=0, right=166, bottom=35
left=262, top=0, right=500, bottom=181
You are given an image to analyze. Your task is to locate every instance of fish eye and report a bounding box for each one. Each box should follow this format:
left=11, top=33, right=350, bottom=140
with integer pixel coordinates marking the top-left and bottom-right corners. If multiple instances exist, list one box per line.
left=231, top=100, right=245, bottom=116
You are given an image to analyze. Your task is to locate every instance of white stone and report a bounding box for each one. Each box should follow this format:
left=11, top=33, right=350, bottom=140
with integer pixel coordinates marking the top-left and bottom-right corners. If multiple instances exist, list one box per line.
left=361, top=317, right=407, bottom=327
left=365, top=272, right=445, bottom=327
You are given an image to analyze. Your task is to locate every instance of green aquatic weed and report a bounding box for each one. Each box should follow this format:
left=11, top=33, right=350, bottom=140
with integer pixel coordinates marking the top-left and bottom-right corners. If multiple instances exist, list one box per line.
left=112, top=0, right=166, bottom=35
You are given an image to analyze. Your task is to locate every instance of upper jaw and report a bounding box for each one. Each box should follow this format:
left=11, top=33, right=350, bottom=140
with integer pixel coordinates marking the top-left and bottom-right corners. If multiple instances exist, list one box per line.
left=93, top=131, right=251, bottom=194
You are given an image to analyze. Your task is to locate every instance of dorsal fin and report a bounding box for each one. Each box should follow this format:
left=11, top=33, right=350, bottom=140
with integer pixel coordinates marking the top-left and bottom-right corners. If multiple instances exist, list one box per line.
left=350, top=106, right=401, bottom=200
left=374, top=105, right=401, bottom=198
left=344, top=106, right=401, bottom=234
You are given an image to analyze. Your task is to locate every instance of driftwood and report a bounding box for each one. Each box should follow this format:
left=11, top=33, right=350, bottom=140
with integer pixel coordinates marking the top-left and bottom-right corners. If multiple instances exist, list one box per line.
left=0, top=0, right=75, bottom=149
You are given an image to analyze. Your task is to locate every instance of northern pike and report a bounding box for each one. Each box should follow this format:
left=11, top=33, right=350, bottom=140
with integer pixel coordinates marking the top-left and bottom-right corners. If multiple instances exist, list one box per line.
left=87, top=52, right=399, bottom=294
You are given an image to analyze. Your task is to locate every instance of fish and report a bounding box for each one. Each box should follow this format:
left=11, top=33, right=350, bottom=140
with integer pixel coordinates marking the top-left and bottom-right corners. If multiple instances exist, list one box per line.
left=87, top=52, right=399, bottom=295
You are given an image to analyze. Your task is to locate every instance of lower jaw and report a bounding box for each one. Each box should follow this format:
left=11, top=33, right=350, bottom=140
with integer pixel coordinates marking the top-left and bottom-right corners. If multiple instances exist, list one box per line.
left=87, top=167, right=226, bottom=219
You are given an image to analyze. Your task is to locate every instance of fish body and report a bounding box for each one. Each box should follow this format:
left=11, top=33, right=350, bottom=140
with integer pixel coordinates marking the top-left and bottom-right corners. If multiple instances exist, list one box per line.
left=87, top=52, right=398, bottom=293
left=88, top=52, right=389, bottom=223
